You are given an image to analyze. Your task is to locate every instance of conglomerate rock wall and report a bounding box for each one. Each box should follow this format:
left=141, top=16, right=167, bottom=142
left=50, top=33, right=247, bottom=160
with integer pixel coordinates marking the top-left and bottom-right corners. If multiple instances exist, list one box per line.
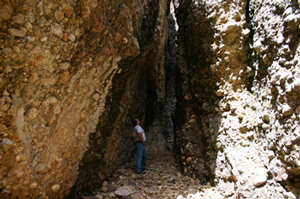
left=174, top=0, right=300, bottom=198
left=0, top=0, right=169, bottom=198
left=1, top=0, right=300, bottom=199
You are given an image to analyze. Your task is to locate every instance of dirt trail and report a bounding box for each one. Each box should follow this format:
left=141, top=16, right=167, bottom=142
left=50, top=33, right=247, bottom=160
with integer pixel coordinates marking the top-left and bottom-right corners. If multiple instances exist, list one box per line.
left=82, top=153, right=223, bottom=199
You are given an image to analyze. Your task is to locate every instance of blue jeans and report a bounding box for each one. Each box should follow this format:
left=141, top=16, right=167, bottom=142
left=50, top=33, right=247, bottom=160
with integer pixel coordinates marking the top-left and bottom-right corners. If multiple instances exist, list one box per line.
left=135, top=141, right=147, bottom=173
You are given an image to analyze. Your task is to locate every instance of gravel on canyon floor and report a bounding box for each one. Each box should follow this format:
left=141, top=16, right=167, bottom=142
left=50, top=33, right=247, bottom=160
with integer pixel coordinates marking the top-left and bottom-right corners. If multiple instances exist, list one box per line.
left=82, top=153, right=223, bottom=199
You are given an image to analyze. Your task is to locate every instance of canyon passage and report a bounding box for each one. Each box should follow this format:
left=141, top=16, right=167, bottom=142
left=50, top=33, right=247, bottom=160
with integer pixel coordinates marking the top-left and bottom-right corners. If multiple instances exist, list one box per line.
left=0, top=0, right=300, bottom=198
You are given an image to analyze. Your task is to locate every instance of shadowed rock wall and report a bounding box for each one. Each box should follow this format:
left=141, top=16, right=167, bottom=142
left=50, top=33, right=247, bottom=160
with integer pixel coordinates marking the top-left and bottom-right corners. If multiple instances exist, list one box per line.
left=68, top=0, right=171, bottom=196
left=0, top=0, right=169, bottom=198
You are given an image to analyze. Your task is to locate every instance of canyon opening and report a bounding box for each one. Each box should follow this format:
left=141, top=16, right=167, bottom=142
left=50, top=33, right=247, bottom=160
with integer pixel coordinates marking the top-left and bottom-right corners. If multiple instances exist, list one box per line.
left=1, top=0, right=300, bottom=198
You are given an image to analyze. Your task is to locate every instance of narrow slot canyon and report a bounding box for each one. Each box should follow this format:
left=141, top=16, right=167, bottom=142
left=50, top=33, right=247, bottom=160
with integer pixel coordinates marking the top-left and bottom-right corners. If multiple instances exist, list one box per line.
left=0, top=0, right=300, bottom=199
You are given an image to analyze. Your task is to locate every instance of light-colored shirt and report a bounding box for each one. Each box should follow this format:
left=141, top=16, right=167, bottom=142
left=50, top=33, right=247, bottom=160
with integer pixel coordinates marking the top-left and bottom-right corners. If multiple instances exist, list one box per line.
left=133, top=125, right=146, bottom=142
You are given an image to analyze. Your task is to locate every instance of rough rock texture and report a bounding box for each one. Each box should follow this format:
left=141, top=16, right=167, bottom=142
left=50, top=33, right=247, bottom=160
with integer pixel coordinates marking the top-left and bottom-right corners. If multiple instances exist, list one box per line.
left=0, top=0, right=170, bottom=198
left=68, top=0, right=171, bottom=197
left=174, top=0, right=300, bottom=198
left=1, top=0, right=300, bottom=199
left=82, top=153, right=223, bottom=199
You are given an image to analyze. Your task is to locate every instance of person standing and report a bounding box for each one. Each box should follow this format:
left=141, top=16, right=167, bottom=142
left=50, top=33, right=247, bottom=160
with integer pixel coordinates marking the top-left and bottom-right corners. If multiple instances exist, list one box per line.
left=132, top=119, right=147, bottom=174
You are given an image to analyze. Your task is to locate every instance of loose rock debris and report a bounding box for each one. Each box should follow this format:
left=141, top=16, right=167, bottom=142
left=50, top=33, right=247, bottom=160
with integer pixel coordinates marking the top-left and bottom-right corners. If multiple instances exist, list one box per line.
left=82, top=153, right=223, bottom=199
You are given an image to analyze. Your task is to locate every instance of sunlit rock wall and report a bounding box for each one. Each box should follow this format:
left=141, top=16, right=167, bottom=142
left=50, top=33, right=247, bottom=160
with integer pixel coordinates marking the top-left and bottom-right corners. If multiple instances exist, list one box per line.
left=175, top=0, right=300, bottom=198
left=0, top=0, right=169, bottom=198
left=247, top=1, right=300, bottom=198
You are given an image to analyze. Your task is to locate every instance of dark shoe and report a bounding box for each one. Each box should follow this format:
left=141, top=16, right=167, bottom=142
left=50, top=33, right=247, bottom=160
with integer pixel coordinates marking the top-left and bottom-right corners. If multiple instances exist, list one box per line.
left=142, top=168, right=147, bottom=171
left=136, top=171, right=146, bottom=175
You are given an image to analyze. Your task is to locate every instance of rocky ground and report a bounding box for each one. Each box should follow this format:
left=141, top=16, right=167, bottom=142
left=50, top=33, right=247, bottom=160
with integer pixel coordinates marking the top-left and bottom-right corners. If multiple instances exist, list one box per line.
left=81, top=153, right=223, bottom=199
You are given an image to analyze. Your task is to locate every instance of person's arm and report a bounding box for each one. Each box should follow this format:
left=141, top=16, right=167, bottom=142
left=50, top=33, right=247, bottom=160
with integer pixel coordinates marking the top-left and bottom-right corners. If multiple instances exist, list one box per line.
left=138, top=133, right=145, bottom=145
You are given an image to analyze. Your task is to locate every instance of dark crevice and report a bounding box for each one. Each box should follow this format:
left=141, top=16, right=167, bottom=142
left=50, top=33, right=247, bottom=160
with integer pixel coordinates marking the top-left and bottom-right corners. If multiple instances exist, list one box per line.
left=245, top=0, right=255, bottom=92
left=162, top=7, right=178, bottom=152
left=173, top=0, right=217, bottom=185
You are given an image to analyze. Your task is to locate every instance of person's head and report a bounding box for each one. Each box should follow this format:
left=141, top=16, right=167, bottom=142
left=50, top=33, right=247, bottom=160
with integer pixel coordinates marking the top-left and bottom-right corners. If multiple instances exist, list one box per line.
left=132, top=119, right=140, bottom=126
